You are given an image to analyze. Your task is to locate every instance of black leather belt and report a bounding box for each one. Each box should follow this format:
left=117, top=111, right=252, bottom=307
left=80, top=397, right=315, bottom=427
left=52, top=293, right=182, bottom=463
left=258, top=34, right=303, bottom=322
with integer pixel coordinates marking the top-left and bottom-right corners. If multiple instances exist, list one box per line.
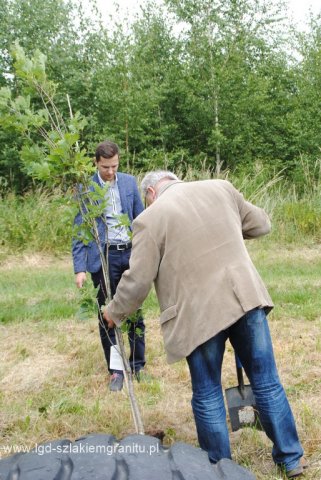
left=108, top=242, right=132, bottom=251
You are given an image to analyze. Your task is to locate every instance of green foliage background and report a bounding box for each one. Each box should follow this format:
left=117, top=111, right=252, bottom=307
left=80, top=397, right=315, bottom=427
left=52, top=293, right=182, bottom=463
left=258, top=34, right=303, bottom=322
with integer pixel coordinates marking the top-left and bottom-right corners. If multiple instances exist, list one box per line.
left=0, top=0, right=320, bottom=255
left=0, top=0, right=321, bottom=191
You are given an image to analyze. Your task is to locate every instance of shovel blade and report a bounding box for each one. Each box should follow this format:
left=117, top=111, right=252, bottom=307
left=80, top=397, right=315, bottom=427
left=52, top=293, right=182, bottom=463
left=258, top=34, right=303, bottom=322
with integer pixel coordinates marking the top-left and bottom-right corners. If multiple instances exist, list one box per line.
left=225, top=384, right=261, bottom=432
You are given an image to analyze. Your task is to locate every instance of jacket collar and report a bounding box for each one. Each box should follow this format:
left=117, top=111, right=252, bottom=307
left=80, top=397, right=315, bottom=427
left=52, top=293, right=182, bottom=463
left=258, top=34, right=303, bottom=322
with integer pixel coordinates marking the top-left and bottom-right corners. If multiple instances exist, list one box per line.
left=157, top=180, right=183, bottom=197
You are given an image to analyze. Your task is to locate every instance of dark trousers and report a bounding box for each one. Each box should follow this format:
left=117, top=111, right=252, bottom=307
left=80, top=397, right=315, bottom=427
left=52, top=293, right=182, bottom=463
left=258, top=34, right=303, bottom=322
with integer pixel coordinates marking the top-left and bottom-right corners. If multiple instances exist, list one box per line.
left=91, top=248, right=145, bottom=375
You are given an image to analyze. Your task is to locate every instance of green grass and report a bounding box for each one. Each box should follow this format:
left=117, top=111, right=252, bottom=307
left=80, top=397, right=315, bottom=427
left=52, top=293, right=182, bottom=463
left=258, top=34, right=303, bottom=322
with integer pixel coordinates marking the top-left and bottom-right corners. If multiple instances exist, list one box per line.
left=2, top=243, right=320, bottom=326
left=0, top=260, right=160, bottom=325
left=249, top=246, right=321, bottom=321
left=0, top=260, right=77, bottom=323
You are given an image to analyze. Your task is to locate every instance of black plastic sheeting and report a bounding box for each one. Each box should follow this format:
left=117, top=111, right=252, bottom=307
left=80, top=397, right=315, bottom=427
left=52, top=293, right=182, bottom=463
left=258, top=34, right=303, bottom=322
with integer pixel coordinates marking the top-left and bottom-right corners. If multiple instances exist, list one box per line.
left=0, top=433, right=256, bottom=479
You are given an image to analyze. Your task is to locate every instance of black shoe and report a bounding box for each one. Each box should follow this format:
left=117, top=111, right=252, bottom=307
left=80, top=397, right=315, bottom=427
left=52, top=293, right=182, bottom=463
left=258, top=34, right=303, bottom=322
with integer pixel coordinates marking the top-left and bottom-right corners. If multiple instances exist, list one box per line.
left=109, top=373, right=124, bottom=392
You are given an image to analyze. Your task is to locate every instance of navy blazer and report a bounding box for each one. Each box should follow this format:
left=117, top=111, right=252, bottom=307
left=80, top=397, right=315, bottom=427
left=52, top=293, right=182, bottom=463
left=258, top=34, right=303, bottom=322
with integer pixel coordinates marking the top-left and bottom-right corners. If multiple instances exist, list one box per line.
left=72, top=172, right=144, bottom=274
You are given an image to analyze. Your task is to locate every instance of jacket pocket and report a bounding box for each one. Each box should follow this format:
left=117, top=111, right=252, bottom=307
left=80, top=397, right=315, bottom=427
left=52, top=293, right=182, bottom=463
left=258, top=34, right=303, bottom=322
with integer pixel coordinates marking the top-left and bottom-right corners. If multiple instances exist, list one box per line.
left=226, top=263, right=269, bottom=312
left=159, top=305, right=177, bottom=325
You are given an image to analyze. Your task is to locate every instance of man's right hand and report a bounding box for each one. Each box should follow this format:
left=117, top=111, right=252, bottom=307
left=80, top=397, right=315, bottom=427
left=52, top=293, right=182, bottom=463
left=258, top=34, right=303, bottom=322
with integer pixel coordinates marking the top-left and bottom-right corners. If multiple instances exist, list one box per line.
left=103, top=308, right=116, bottom=329
left=75, top=272, right=86, bottom=288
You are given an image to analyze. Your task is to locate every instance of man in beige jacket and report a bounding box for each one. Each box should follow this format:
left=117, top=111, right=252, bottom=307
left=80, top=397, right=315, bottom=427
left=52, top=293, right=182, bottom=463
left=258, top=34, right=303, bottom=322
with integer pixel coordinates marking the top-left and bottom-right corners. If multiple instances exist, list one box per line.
left=104, top=171, right=304, bottom=478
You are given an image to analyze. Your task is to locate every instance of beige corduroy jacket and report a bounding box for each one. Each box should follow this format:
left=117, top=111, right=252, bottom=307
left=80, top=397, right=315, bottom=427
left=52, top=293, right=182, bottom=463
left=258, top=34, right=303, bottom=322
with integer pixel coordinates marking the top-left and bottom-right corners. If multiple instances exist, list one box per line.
left=107, top=179, right=274, bottom=363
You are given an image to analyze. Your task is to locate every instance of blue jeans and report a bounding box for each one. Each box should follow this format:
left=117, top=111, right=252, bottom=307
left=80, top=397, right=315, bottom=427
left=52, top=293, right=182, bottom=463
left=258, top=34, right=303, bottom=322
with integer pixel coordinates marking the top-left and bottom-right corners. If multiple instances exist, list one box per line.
left=91, top=248, right=145, bottom=374
left=186, top=308, right=303, bottom=471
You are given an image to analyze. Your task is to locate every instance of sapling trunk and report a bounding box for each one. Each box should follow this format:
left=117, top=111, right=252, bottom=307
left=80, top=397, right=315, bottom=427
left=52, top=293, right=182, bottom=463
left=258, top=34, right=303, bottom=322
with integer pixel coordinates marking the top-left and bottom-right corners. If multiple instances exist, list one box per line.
left=91, top=207, right=145, bottom=435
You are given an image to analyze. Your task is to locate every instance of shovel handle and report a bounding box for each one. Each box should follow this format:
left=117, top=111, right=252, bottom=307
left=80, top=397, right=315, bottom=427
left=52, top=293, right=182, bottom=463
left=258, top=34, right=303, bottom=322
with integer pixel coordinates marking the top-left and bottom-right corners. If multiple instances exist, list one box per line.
left=235, top=354, right=243, bottom=370
left=235, top=353, right=245, bottom=390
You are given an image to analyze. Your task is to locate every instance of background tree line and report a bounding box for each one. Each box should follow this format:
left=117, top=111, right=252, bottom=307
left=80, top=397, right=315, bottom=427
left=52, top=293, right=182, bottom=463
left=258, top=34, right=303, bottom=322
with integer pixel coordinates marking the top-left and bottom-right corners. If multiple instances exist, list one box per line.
left=0, top=0, right=321, bottom=194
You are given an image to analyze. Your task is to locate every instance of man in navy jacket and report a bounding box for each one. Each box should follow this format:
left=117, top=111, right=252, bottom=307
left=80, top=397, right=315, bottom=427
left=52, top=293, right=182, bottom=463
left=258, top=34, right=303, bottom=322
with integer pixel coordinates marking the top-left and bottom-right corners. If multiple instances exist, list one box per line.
left=72, top=140, right=145, bottom=391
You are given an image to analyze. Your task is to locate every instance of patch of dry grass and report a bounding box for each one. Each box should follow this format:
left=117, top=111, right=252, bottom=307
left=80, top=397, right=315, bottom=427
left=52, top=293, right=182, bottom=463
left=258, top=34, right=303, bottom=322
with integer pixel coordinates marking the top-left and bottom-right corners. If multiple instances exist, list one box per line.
left=0, top=247, right=321, bottom=479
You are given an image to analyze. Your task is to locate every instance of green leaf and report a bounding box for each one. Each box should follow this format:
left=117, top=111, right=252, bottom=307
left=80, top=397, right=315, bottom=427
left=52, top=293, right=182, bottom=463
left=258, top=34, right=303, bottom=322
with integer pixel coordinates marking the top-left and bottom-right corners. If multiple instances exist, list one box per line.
left=76, top=281, right=99, bottom=321
left=72, top=223, right=94, bottom=245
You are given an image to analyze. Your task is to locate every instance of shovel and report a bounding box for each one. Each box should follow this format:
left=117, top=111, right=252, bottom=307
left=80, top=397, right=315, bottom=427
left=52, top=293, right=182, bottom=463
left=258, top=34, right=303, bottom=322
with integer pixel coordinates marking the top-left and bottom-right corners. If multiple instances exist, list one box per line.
left=225, top=353, right=261, bottom=431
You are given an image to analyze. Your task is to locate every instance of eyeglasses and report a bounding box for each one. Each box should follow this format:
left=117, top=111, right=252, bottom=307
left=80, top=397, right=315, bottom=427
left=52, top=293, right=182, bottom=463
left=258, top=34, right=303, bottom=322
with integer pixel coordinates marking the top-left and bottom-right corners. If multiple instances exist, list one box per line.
left=144, top=189, right=152, bottom=209
left=144, top=191, right=148, bottom=209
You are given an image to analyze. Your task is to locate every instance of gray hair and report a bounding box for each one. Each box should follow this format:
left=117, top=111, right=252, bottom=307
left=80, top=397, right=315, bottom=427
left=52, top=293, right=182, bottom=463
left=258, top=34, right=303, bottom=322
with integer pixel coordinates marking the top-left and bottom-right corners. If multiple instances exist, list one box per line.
left=141, top=170, right=179, bottom=197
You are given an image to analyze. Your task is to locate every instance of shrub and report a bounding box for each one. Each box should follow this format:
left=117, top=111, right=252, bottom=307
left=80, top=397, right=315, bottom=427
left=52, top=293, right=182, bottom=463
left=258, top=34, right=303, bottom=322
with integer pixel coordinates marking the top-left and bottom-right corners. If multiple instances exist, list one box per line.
left=0, top=188, right=75, bottom=254
left=1, top=163, right=320, bottom=255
